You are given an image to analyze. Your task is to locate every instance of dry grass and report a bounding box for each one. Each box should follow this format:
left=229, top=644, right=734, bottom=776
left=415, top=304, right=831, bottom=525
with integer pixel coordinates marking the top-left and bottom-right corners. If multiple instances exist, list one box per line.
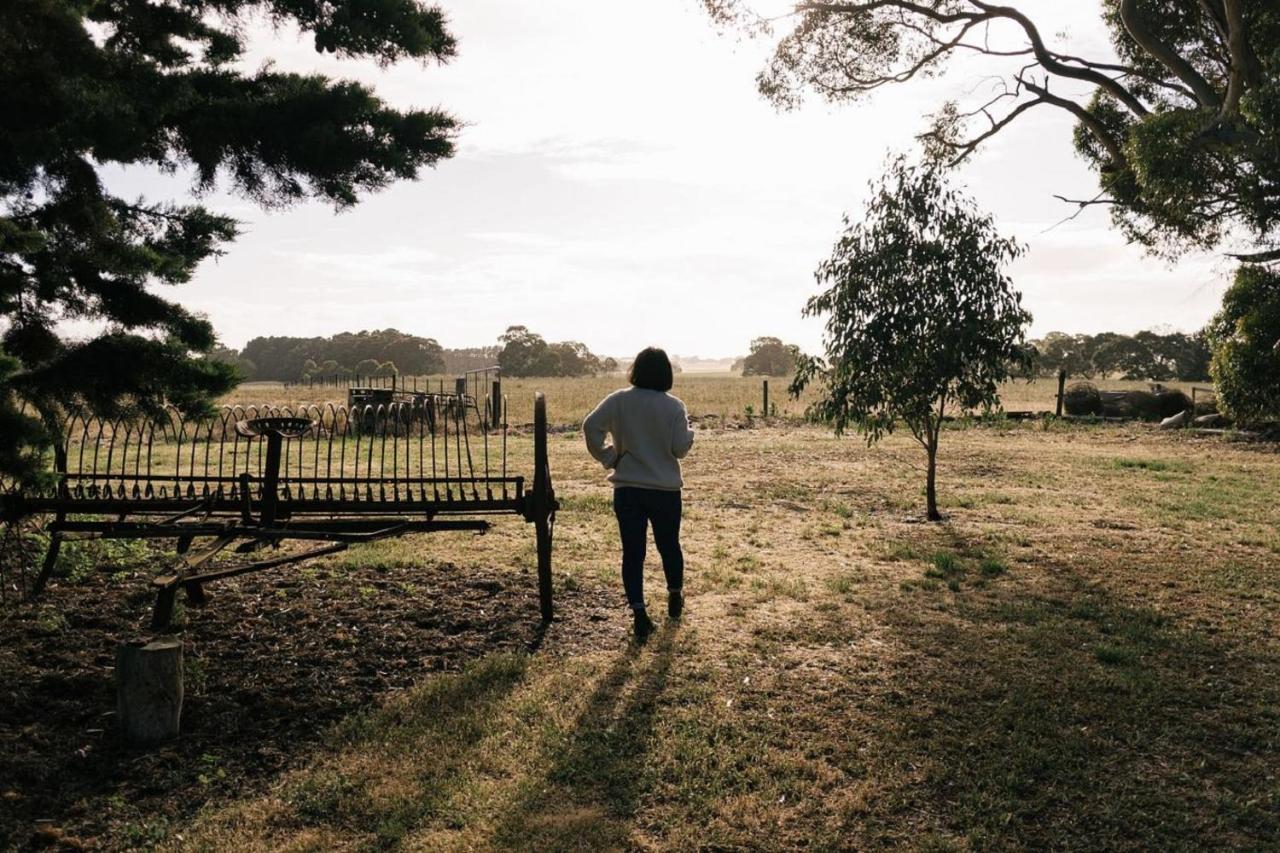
left=150, top=418, right=1280, bottom=851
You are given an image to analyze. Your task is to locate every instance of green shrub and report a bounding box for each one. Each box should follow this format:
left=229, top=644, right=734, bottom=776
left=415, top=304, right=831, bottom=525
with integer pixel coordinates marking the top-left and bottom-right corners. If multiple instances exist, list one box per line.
left=1207, top=265, right=1280, bottom=426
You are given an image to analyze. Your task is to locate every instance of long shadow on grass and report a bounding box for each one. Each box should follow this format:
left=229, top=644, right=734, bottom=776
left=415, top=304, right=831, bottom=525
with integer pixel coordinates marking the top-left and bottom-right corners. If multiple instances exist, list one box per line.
left=488, top=625, right=678, bottom=849
left=840, top=564, right=1280, bottom=849
left=276, top=651, right=532, bottom=847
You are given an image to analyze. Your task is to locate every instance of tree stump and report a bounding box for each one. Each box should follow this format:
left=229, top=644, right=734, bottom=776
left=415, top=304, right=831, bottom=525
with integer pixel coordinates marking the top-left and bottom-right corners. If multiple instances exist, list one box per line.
left=115, top=638, right=183, bottom=745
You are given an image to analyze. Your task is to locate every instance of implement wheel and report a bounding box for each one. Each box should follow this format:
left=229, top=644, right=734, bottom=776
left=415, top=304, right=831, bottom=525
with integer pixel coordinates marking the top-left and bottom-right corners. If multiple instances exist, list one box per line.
left=532, top=392, right=557, bottom=623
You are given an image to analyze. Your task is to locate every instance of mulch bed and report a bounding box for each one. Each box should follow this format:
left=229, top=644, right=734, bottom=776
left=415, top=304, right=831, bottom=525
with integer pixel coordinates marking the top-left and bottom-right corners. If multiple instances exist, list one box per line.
left=0, top=557, right=622, bottom=850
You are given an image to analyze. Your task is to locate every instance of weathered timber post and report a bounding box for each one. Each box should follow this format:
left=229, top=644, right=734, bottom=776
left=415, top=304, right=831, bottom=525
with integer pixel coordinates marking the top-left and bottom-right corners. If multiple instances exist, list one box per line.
left=455, top=377, right=466, bottom=398
left=1056, top=369, right=1067, bottom=417
left=762, top=380, right=769, bottom=419
left=116, top=638, right=183, bottom=744
left=260, top=430, right=283, bottom=528
left=491, top=379, right=502, bottom=430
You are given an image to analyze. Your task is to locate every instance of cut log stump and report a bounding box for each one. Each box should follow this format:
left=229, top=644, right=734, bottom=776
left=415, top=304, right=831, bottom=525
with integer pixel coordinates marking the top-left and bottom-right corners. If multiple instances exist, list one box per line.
left=116, top=638, right=183, bottom=745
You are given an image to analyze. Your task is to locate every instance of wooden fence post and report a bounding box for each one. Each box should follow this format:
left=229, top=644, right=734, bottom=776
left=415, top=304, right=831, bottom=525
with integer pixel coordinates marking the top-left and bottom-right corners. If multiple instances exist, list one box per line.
left=762, top=380, right=769, bottom=418
left=1056, top=369, right=1067, bottom=417
left=492, top=379, right=502, bottom=430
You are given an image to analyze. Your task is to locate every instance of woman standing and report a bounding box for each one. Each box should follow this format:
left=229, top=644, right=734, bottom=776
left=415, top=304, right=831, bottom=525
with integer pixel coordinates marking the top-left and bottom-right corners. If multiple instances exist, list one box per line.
left=583, top=347, right=695, bottom=644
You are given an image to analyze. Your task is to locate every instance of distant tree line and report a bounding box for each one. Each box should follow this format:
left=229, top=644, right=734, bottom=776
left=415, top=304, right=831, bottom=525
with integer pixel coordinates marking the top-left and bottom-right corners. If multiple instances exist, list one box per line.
left=1027, top=331, right=1211, bottom=382
left=219, top=330, right=447, bottom=381
left=210, top=328, right=627, bottom=382
left=497, top=326, right=616, bottom=377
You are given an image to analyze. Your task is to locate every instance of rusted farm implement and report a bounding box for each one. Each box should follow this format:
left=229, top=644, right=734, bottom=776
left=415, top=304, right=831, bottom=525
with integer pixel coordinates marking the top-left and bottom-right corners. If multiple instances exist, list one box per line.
left=0, top=378, right=557, bottom=629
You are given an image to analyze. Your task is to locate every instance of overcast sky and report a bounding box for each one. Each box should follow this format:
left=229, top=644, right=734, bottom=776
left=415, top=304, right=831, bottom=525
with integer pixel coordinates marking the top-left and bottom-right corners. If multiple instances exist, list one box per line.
left=112, top=0, right=1230, bottom=358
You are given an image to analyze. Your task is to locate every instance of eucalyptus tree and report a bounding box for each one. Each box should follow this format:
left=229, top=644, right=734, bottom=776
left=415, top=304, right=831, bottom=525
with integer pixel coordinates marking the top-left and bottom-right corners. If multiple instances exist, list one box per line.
left=0, top=0, right=459, bottom=483
left=706, top=0, right=1280, bottom=261
left=1207, top=264, right=1280, bottom=425
left=793, top=158, right=1031, bottom=521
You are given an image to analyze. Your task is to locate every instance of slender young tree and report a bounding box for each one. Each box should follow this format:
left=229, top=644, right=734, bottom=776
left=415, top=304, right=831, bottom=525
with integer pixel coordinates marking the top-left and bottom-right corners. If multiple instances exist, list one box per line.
left=793, top=157, right=1032, bottom=521
left=705, top=0, right=1280, bottom=262
left=0, top=0, right=459, bottom=485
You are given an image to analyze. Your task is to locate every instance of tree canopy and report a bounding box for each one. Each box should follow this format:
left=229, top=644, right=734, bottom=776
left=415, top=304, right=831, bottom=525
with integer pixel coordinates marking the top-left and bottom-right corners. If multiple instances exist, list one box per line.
left=239, top=330, right=446, bottom=381
left=793, top=158, right=1031, bottom=520
left=1029, top=329, right=1211, bottom=381
left=706, top=0, right=1280, bottom=261
left=736, top=336, right=801, bottom=376
left=1206, top=264, right=1280, bottom=425
left=0, top=0, right=459, bottom=483
left=496, top=326, right=608, bottom=378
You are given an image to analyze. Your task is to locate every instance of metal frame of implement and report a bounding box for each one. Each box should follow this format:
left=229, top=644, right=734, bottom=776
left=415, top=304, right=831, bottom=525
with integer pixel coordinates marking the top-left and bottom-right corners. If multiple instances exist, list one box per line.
left=0, top=374, right=558, bottom=630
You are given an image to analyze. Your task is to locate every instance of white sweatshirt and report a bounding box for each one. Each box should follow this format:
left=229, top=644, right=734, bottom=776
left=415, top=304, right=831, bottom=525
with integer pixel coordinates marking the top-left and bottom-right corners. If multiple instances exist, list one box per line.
left=583, top=387, right=694, bottom=491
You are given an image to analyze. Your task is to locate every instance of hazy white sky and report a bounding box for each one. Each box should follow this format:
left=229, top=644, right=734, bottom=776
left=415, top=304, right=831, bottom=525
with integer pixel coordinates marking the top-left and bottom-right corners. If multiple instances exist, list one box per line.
left=115, top=0, right=1230, bottom=357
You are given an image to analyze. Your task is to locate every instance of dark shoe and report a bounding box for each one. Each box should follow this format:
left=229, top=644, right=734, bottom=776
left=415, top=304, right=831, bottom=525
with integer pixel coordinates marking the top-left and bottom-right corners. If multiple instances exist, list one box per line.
left=668, top=590, right=683, bottom=620
left=633, top=610, right=655, bottom=645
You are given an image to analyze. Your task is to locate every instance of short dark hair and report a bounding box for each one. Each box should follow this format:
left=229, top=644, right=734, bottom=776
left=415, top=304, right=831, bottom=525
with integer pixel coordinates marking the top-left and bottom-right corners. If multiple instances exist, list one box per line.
left=629, top=347, right=673, bottom=392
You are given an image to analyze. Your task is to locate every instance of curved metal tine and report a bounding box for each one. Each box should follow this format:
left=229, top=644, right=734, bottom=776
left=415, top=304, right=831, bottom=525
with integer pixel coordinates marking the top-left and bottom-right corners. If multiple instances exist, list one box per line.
left=325, top=403, right=339, bottom=501
left=416, top=396, right=426, bottom=503
left=198, top=410, right=216, bottom=500
left=229, top=405, right=247, bottom=501
left=351, top=403, right=361, bottom=497
left=181, top=408, right=200, bottom=499
left=453, top=395, right=465, bottom=500
left=362, top=404, right=375, bottom=502
left=129, top=418, right=144, bottom=499
left=430, top=396, right=439, bottom=501
left=392, top=402, right=405, bottom=503
left=73, top=411, right=93, bottom=498
left=460, top=395, right=478, bottom=500
left=483, top=397, right=491, bottom=499
left=337, top=404, right=350, bottom=501
left=86, top=415, right=106, bottom=497
left=443, top=393, right=452, bottom=500
left=375, top=403, right=388, bottom=502
left=300, top=404, right=318, bottom=499
left=114, top=415, right=132, bottom=498
left=213, top=408, right=232, bottom=500
left=386, top=402, right=397, bottom=502
left=135, top=416, right=149, bottom=498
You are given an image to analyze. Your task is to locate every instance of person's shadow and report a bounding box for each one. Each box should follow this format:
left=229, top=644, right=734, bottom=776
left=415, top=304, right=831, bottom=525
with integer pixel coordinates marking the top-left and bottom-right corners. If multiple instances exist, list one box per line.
left=490, top=623, right=679, bottom=849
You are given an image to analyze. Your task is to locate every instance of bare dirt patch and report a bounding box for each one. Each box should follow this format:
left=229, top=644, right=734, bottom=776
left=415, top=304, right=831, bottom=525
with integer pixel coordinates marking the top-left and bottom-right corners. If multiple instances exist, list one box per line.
left=0, top=558, right=620, bottom=850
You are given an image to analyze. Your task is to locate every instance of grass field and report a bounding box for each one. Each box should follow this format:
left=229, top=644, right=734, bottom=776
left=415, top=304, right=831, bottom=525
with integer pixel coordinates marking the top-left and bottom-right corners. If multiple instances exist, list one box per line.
left=34, top=416, right=1259, bottom=850
left=235, top=374, right=1214, bottom=426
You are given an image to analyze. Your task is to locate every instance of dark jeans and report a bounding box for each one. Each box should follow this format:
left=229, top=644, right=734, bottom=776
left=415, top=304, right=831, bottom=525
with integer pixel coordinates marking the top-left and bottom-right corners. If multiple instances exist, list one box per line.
left=613, top=487, right=683, bottom=610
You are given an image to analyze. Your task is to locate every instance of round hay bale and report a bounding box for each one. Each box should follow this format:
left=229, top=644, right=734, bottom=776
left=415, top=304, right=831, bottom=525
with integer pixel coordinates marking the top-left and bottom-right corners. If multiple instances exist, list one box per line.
left=1150, top=388, right=1192, bottom=420
left=1098, top=388, right=1192, bottom=420
left=1063, top=381, right=1102, bottom=416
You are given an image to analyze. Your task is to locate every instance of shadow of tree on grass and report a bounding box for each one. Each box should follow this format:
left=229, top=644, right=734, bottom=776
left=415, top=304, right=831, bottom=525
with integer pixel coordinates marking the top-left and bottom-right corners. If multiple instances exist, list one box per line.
left=838, top=560, right=1280, bottom=849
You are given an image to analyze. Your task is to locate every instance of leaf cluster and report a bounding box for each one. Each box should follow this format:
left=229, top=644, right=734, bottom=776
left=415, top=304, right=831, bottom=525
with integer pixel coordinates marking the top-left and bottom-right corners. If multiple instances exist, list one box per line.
left=1206, top=264, right=1280, bottom=425
left=0, top=0, right=460, bottom=485
left=712, top=0, right=1280, bottom=260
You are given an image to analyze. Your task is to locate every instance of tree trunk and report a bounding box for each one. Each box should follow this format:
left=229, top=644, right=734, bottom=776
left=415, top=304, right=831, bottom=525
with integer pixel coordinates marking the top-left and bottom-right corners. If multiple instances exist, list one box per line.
left=116, top=638, right=183, bottom=745
left=925, top=439, right=941, bottom=522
